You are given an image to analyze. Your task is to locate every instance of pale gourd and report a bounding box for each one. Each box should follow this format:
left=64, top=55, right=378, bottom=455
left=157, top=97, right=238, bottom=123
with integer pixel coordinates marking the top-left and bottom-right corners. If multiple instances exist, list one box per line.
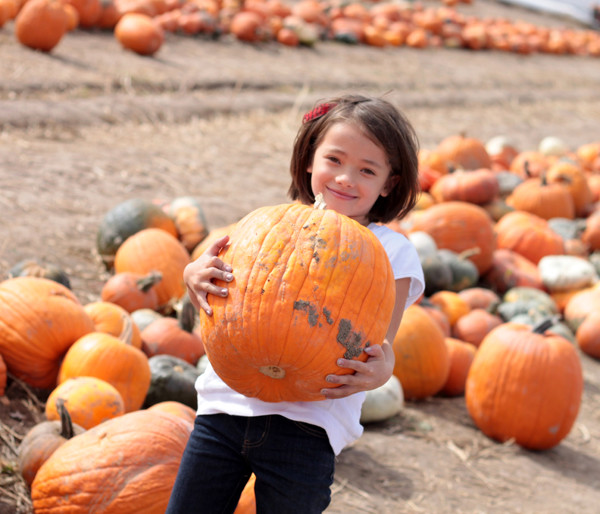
left=360, top=375, right=404, bottom=424
left=538, top=255, right=598, bottom=292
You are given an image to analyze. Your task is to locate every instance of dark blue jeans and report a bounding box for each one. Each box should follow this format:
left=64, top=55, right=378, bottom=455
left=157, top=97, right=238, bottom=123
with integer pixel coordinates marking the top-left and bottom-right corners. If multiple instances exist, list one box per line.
left=166, top=414, right=335, bottom=514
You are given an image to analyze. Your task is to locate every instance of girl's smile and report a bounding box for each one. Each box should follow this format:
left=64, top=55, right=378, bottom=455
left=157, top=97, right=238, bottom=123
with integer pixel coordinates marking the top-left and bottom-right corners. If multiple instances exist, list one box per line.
left=308, top=122, right=392, bottom=226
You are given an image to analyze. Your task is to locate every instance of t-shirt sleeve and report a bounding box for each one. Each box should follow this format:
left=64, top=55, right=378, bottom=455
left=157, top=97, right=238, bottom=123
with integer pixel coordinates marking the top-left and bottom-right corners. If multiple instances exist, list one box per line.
left=369, top=224, right=425, bottom=309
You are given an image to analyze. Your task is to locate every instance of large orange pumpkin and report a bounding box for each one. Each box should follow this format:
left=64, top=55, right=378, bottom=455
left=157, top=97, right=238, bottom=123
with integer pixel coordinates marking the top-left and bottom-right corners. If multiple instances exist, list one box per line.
left=409, top=201, right=496, bottom=274
left=31, top=409, right=192, bottom=513
left=0, top=277, right=95, bottom=389
left=199, top=202, right=396, bottom=402
left=465, top=320, right=583, bottom=450
left=391, top=304, right=450, bottom=400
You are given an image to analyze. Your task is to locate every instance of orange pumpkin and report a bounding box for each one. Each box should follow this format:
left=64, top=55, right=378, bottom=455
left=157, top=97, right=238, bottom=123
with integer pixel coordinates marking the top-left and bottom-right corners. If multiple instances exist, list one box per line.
left=451, top=308, right=503, bottom=347
left=31, top=410, right=192, bottom=513
left=545, top=160, right=593, bottom=217
left=84, top=301, right=143, bottom=349
left=147, top=400, right=197, bottom=424
left=429, top=168, right=499, bottom=205
left=457, top=287, right=500, bottom=312
left=563, top=283, right=600, bottom=332
left=391, top=304, right=450, bottom=400
left=495, top=210, right=565, bottom=265
left=114, top=12, right=164, bottom=55
left=409, top=201, right=496, bottom=275
left=199, top=202, right=396, bottom=402
left=581, top=210, right=600, bottom=252
left=0, top=277, right=95, bottom=389
left=58, top=331, right=151, bottom=412
left=465, top=320, right=583, bottom=450
left=439, top=337, right=476, bottom=397
left=575, top=311, right=600, bottom=359
left=45, top=376, right=125, bottom=430
left=435, top=133, right=492, bottom=171
left=141, top=301, right=205, bottom=364
left=100, top=270, right=162, bottom=313
left=428, top=290, right=470, bottom=327
left=14, top=0, right=69, bottom=52
left=229, top=10, right=268, bottom=42
left=506, top=175, right=575, bottom=220
left=114, top=228, right=191, bottom=311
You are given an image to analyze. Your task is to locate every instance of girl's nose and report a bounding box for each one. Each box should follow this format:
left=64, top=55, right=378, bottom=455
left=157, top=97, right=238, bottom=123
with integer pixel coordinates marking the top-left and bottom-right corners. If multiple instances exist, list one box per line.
left=335, top=170, right=354, bottom=187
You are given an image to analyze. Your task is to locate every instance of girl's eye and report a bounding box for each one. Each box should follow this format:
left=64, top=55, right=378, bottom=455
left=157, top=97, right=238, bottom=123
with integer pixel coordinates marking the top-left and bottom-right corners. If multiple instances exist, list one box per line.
left=327, top=156, right=340, bottom=164
left=362, top=168, right=375, bottom=176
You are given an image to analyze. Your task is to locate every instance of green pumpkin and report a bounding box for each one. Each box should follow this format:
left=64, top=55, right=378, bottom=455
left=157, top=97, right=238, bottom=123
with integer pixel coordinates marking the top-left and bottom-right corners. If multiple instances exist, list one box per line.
left=9, top=259, right=71, bottom=289
left=420, top=254, right=453, bottom=297
left=143, top=355, right=201, bottom=409
left=437, top=249, right=480, bottom=293
left=96, top=198, right=178, bottom=269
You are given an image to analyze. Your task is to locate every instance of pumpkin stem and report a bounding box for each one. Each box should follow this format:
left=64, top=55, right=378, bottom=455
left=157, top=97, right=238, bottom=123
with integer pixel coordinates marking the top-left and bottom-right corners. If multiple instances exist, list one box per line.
left=137, top=270, right=162, bottom=293
left=524, top=160, right=532, bottom=178
left=179, top=296, right=197, bottom=333
left=118, top=314, right=134, bottom=345
left=532, top=316, right=560, bottom=334
left=314, top=193, right=327, bottom=210
left=56, top=399, right=76, bottom=439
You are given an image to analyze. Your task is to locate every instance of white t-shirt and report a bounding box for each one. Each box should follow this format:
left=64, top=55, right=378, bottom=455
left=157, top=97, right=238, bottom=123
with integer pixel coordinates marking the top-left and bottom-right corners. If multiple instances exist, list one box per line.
left=195, top=223, right=425, bottom=455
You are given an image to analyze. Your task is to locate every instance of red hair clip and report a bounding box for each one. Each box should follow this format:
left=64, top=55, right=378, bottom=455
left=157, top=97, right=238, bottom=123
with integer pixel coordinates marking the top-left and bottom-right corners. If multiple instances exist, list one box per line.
left=302, top=102, right=336, bottom=124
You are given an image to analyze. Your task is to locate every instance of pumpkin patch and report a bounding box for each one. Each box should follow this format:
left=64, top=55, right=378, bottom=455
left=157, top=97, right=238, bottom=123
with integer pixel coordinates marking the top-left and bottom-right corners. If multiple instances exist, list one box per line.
left=3, top=6, right=600, bottom=509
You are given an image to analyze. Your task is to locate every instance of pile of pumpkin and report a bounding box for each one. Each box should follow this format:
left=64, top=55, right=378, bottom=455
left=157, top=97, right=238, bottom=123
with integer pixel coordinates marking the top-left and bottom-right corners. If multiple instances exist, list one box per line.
left=2, top=131, right=600, bottom=511
left=3, top=0, right=600, bottom=56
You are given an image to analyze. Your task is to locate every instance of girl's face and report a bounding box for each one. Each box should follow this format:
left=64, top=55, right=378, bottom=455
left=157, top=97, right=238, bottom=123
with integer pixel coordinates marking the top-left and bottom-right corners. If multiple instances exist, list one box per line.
left=308, top=122, right=392, bottom=226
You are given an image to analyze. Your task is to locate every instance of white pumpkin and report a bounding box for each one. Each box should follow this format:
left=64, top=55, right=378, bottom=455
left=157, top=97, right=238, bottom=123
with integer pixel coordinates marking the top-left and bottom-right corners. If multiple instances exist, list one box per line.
left=538, top=255, right=599, bottom=292
left=360, top=375, right=404, bottom=424
left=408, top=231, right=438, bottom=260
left=538, top=136, right=569, bottom=157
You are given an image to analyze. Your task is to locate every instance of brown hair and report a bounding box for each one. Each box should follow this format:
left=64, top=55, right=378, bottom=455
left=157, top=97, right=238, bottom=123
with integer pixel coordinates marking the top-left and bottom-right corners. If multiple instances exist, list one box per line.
left=288, top=94, right=420, bottom=224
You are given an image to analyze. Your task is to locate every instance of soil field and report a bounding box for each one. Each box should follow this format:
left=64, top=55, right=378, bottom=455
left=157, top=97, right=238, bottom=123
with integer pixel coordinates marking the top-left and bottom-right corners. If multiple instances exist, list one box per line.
left=1, top=0, right=600, bottom=512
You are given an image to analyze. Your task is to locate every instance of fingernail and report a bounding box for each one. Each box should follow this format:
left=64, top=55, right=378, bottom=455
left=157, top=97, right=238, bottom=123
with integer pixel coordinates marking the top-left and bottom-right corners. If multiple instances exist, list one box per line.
left=225, top=273, right=233, bottom=281
left=221, top=289, right=228, bottom=296
left=326, top=376, right=334, bottom=382
left=206, top=308, right=213, bottom=316
left=337, top=359, right=344, bottom=366
left=225, top=265, right=233, bottom=272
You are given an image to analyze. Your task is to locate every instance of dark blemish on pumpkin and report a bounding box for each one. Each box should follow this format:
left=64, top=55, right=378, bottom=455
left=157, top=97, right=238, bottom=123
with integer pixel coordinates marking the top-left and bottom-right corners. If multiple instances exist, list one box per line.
left=313, top=252, right=320, bottom=262
left=336, top=319, right=365, bottom=359
left=261, top=289, right=265, bottom=294
left=293, top=300, right=319, bottom=327
left=322, top=307, right=333, bottom=325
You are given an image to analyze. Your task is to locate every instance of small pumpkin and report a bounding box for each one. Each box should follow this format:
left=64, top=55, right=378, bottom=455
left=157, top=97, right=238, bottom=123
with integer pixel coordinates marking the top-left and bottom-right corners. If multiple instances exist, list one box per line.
left=391, top=304, right=450, bottom=400
left=420, top=253, right=453, bottom=297
left=84, top=300, right=143, bottom=349
left=96, top=198, right=178, bottom=269
left=131, top=307, right=164, bottom=332
left=409, top=201, right=496, bottom=275
left=435, top=133, right=492, bottom=171
left=429, top=168, right=499, bottom=205
left=57, top=328, right=151, bottom=412
left=575, top=311, right=600, bottom=359
left=45, top=376, right=125, bottom=430
left=360, top=374, right=404, bottom=424
left=18, top=399, right=85, bottom=487
left=457, top=287, right=501, bottom=312
left=163, top=196, right=210, bottom=252
left=199, top=201, right=396, bottom=402
left=436, top=248, right=480, bottom=292
left=451, top=308, right=503, bottom=347
left=100, top=270, right=162, bottom=313
left=114, top=228, right=191, bottom=312
left=114, top=12, right=165, bottom=55
left=465, top=318, right=583, bottom=450
left=439, top=337, right=476, bottom=397
left=14, top=0, right=69, bottom=52
left=428, top=290, right=471, bottom=327
left=505, top=174, right=575, bottom=220
left=538, top=255, right=598, bottom=293
left=31, top=410, right=192, bottom=513
left=482, top=248, right=545, bottom=294
left=141, top=298, right=205, bottom=364
left=143, top=354, right=201, bottom=409
left=563, top=283, right=600, bottom=332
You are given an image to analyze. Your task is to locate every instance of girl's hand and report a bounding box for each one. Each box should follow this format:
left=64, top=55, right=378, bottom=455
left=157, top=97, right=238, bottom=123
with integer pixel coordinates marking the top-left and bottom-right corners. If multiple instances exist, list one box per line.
left=183, top=235, right=234, bottom=316
left=320, top=341, right=395, bottom=400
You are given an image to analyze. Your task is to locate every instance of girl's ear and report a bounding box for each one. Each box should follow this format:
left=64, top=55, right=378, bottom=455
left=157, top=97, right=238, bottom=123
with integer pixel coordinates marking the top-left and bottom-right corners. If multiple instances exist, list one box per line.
left=307, top=165, right=313, bottom=174
left=381, top=175, right=399, bottom=198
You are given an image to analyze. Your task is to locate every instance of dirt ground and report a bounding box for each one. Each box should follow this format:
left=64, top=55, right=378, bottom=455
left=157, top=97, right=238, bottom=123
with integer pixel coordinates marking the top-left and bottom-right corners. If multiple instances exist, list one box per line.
left=1, top=0, right=600, bottom=512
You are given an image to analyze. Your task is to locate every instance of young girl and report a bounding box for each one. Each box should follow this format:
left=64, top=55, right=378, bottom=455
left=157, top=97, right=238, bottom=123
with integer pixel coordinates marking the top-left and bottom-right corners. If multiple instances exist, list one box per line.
left=166, top=94, right=425, bottom=514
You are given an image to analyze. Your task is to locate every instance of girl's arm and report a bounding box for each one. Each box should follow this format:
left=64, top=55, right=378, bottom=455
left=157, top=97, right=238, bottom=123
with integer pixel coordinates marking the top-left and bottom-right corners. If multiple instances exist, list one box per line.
left=320, top=277, right=410, bottom=400
left=183, top=235, right=234, bottom=316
